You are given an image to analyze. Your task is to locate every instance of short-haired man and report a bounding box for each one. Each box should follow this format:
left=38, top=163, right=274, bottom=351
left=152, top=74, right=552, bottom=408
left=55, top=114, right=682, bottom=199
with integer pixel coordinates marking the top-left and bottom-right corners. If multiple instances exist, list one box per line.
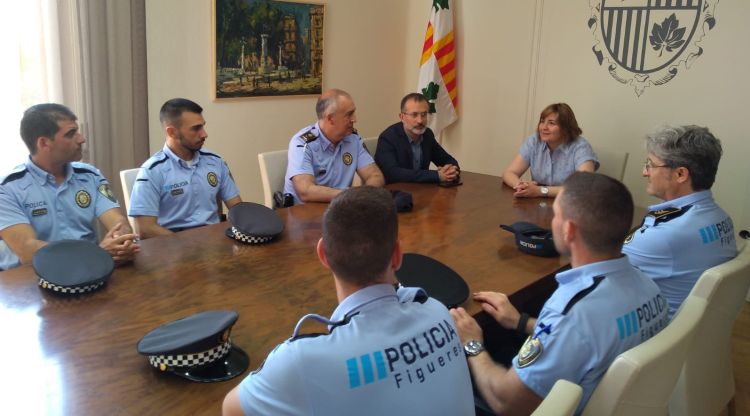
left=375, top=93, right=459, bottom=184
left=623, top=125, right=736, bottom=318
left=222, top=186, right=474, bottom=415
left=283, top=89, right=384, bottom=205
left=451, top=172, right=668, bottom=414
left=0, top=103, right=139, bottom=270
left=128, top=98, right=242, bottom=238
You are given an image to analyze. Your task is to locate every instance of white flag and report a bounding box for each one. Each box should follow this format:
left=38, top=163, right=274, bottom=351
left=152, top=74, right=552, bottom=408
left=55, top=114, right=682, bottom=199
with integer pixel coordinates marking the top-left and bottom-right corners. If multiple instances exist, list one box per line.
left=418, top=0, right=458, bottom=137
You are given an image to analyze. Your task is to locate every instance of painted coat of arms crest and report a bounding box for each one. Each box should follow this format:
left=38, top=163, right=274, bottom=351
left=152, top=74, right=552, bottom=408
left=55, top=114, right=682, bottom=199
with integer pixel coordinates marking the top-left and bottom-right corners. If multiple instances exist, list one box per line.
left=588, top=0, right=719, bottom=96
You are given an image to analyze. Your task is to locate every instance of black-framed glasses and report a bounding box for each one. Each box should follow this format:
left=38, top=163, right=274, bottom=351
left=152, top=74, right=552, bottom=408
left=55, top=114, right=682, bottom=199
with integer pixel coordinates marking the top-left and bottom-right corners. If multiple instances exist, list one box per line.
left=402, top=111, right=429, bottom=119
left=643, top=159, right=671, bottom=172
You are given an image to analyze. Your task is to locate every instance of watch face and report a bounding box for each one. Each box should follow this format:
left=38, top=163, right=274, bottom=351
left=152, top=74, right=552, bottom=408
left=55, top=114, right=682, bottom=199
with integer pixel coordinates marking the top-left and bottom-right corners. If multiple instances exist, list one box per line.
left=464, top=340, right=484, bottom=356
left=540, top=187, right=549, bottom=195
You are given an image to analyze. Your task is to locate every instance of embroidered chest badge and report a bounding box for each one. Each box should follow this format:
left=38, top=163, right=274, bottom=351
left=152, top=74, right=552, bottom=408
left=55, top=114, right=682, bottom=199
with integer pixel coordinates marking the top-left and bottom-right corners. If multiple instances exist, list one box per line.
left=207, top=171, right=219, bottom=187
left=342, top=152, right=353, bottom=166
left=75, top=190, right=91, bottom=208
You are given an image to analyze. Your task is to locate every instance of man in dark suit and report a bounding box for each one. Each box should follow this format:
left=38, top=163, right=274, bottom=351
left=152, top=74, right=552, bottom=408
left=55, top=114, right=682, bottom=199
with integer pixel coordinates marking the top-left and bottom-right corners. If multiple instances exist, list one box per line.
left=374, top=93, right=459, bottom=184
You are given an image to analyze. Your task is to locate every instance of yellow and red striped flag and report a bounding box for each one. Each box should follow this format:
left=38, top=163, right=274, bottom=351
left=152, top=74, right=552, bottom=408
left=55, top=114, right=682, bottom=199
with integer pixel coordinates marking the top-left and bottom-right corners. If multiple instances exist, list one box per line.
left=418, top=0, right=458, bottom=137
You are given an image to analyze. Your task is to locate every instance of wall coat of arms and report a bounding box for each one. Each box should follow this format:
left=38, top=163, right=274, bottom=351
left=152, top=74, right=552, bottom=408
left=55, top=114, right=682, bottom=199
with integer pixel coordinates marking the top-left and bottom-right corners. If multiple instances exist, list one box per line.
left=588, top=0, right=719, bottom=96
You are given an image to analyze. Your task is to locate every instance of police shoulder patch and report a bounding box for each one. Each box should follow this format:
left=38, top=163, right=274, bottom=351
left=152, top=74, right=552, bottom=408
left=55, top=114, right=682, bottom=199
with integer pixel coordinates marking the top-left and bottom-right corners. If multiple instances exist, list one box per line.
left=98, top=184, right=117, bottom=203
left=517, top=336, right=543, bottom=368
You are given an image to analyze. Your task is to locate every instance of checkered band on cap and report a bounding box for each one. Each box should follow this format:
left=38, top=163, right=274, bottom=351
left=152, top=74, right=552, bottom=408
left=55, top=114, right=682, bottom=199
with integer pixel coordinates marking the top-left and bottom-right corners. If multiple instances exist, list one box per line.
left=231, top=227, right=274, bottom=244
left=148, top=340, right=232, bottom=370
left=38, top=278, right=105, bottom=294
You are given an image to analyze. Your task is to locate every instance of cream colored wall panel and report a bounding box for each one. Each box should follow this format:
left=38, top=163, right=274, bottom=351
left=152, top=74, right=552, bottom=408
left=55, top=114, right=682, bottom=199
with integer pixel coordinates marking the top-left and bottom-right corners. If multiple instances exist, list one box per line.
left=146, top=0, right=407, bottom=204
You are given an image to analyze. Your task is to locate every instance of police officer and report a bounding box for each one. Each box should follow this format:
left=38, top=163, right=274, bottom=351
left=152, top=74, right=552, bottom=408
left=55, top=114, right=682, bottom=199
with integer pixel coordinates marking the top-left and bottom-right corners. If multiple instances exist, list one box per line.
left=451, top=172, right=668, bottom=415
left=222, top=187, right=474, bottom=415
left=128, top=98, right=242, bottom=238
left=0, top=103, right=139, bottom=270
left=623, top=125, right=736, bottom=318
left=283, top=89, right=384, bottom=205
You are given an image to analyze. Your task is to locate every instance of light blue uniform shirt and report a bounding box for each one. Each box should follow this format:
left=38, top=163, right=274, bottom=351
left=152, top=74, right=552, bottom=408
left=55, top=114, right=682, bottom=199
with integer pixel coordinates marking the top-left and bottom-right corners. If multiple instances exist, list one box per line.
left=237, top=283, right=474, bottom=415
left=513, top=256, right=668, bottom=414
left=623, top=190, right=736, bottom=318
left=0, top=158, right=120, bottom=270
left=519, top=134, right=599, bottom=185
left=128, top=145, right=239, bottom=231
left=283, top=123, right=375, bottom=205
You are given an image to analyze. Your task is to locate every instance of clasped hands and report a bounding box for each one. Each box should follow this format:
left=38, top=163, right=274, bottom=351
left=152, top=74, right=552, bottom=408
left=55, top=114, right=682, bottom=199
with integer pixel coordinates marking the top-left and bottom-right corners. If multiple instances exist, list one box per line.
left=513, top=180, right=541, bottom=198
left=99, top=222, right=140, bottom=264
left=438, top=164, right=460, bottom=183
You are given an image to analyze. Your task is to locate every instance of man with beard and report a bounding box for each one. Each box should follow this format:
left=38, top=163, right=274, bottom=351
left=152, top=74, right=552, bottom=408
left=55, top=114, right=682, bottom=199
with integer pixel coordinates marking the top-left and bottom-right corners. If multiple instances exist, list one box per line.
left=0, top=103, right=139, bottom=270
left=374, top=93, right=459, bottom=184
left=129, top=98, right=242, bottom=238
left=283, top=89, right=384, bottom=205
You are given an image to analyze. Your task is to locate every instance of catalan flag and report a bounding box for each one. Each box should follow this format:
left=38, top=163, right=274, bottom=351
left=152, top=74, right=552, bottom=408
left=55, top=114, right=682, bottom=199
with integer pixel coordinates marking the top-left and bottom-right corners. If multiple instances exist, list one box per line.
left=418, top=0, right=458, bottom=137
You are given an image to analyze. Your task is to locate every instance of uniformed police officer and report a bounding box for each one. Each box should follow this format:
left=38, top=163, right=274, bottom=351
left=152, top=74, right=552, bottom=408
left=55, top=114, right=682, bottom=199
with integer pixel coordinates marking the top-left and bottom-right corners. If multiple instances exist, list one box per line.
left=283, top=89, right=385, bottom=205
left=451, top=172, right=669, bottom=414
left=0, top=103, right=139, bottom=270
left=222, top=186, right=474, bottom=415
left=623, top=125, right=736, bottom=318
left=128, top=98, right=242, bottom=238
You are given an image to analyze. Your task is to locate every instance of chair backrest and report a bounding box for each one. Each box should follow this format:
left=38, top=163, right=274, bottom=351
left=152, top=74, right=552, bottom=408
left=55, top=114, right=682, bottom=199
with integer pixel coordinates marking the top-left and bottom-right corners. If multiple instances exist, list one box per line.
left=119, top=168, right=140, bottom=230
left=257, top=149, right=288, bottom=209
left=669, top=238, right=750, bottom=416
left=531, top=379, right=583, bottom=416
left=596, top=150, right=629, bottom=181
left=582, top=296, right=707, bottom=416
left=352, top=137, right=379, bottom=187
left=362, top=136, right=378, bottom=156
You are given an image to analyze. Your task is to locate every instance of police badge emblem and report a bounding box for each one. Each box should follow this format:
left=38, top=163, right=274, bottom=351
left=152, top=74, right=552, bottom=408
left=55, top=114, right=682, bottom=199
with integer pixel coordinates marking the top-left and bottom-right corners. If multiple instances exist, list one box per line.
left=75, top=190, right=91, bottom=208
left=342, top=152, right=353, bottom=166
left=207, top=172, right=219, bottom=187
left=517, top=336, right=543, bottom=368
left=98, top=184, right=117, bottom=202
left=588, top=0, right=719, bottom=96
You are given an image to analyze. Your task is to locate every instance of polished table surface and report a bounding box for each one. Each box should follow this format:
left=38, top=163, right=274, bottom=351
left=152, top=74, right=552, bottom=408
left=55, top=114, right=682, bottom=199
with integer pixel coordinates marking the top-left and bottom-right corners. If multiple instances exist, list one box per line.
left=0, top=171, right=568, bottom=415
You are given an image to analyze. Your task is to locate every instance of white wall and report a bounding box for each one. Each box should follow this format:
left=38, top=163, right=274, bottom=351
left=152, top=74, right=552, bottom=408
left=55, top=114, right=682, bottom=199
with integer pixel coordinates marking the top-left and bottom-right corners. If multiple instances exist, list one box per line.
left=146, top=0, right=408, bottom=204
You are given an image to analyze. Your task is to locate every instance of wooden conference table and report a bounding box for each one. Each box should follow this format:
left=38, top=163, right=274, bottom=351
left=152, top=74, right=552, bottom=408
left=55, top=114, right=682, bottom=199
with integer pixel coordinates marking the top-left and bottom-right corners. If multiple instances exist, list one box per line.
left=0, top=171, right=567, bottom=415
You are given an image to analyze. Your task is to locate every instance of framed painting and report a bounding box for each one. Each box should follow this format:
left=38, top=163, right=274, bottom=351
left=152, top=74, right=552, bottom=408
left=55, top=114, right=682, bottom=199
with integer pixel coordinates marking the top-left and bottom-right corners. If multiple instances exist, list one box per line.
left=213, top=0, right=324, bottom=99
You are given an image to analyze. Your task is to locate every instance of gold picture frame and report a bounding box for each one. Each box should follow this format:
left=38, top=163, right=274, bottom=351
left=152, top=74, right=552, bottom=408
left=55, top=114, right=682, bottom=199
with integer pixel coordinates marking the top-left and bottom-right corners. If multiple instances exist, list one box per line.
left=213, top=0, right=324, bottom=99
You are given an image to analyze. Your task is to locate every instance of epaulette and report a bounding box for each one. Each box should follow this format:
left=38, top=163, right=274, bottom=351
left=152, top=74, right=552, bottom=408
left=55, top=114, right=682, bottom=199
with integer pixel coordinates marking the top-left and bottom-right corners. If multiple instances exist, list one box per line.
left=72, top=166, right=98, bottom=175
left=147, top=155, right=169, bottom=170
left=561, top=275, right=605, bottom=315
left=649, top=205, right=692, bottom=225
left=299, top=129, right=318, bottom=144
left=198, top=150, right=220, bottom=158
left=1, top=168, right=28, bottom=185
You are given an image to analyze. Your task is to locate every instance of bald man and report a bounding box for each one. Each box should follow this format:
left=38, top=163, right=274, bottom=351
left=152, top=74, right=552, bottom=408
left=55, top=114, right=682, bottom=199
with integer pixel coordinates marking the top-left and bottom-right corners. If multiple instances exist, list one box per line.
left=283, top=89, right=384, bottom=205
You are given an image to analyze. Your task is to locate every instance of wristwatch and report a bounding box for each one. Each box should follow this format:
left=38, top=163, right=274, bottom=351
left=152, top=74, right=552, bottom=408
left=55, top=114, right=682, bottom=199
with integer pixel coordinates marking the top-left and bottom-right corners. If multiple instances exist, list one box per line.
left=464, top=340, right=485, bottom=357
left=540, top=186, right=549, bottom=197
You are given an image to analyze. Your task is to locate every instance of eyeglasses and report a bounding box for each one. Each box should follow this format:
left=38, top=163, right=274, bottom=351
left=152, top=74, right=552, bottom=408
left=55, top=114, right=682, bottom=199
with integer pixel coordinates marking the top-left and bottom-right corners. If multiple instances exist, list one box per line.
left=643, top=160, right=671, bottom=172
left=402, top=112, right=429, bottom=119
